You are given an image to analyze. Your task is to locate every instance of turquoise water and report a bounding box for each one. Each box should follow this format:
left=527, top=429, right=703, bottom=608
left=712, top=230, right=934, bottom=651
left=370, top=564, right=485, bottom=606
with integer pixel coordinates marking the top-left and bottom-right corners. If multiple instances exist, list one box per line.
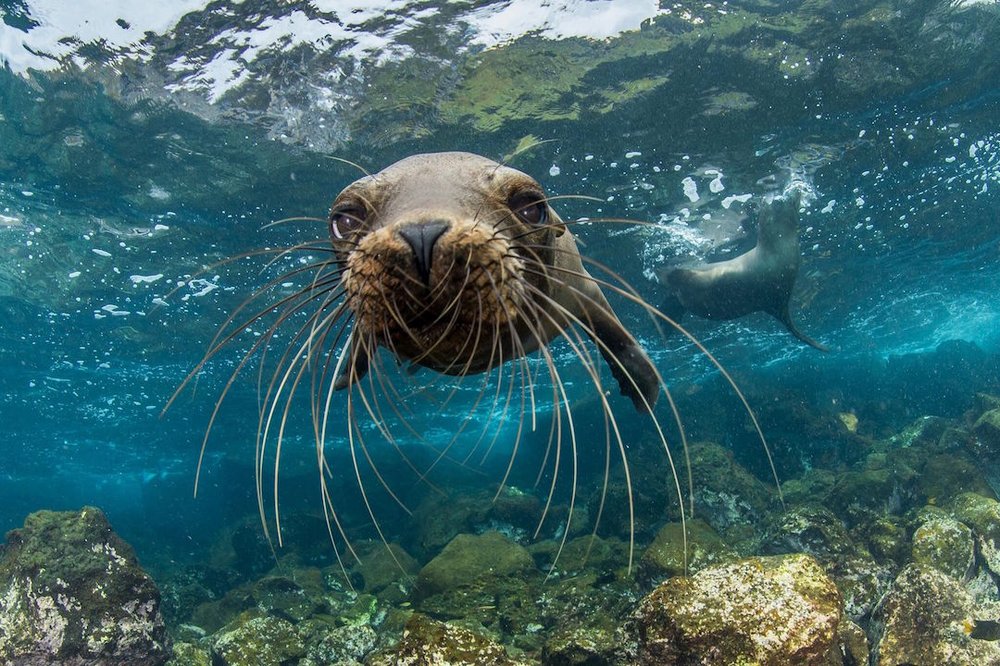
left=2, top=0, right=999, bottom=592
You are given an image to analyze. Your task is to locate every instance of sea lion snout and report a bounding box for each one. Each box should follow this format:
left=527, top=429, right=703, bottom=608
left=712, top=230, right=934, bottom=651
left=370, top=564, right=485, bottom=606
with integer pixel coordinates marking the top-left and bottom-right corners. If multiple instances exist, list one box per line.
left=397, top=221, right=449, bottom=284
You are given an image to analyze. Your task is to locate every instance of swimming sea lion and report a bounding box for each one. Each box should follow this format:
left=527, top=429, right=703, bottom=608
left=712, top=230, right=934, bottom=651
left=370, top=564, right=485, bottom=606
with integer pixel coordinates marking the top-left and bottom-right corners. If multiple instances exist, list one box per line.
left=330, top=151, right=660, bottom=410
left=171, top=151, right=777, bottom=572
left=661, top=191, right=827, bottom=351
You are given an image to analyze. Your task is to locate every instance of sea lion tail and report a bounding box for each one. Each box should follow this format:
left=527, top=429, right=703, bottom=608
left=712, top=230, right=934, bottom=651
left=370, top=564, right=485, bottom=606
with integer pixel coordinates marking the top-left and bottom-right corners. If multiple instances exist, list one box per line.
left=778, top=307, right=829, bottom=352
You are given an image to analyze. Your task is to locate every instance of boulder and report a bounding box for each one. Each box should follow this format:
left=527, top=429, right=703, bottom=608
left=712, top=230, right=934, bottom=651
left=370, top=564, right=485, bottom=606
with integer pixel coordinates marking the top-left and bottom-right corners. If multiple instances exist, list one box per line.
left=366, top=613, right=519, bottom=665
left=633, top=553, right=842, bottom=665
left=639, top=519, right=735, bottom=585
left=911, top=516, right=975, bottom=581
left=415, top=531, right=535, bottom=599
left=0, top=507, right=170, bottom=666
left=871, top=564, right=1000, bottom=665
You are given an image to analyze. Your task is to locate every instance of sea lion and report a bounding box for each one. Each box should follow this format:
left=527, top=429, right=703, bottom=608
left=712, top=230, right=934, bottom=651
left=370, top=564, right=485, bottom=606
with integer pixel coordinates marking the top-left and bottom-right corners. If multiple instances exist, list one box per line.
left=660, top=191, right=827, bottom=351
left=330, top=151, right=659, bottom=410
left=171, top=151, right=776, bottom=572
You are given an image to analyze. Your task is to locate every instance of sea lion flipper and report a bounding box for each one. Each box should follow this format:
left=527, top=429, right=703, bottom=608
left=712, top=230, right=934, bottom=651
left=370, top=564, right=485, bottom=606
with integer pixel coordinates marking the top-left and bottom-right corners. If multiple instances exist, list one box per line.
left=776, top=306, right=829, bottom=352
left=576, top=298, right=659, bottom=412
left=333, top=344, right=371, bottom=390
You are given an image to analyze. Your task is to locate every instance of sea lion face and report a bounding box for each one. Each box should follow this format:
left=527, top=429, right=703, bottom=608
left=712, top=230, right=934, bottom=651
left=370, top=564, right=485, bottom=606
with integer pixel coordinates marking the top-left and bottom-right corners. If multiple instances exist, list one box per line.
left=331, top=152, right=565, bottom=374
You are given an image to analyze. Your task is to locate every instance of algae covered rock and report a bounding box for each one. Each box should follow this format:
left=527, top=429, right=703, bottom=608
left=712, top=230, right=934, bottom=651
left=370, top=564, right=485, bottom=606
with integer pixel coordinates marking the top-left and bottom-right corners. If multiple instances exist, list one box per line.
left=367, top=612, right=517, bottom=665
left=871, top=563, right=1000, bottom=665
left=415, top=531, right=535, bottom=598
left=542, top=624, right=618, bottom=666
left=211, top=613, right=305, bottom=666
left=973, top=407, right=1000, bottom=454
left=949, top=492, right=1000, bottom=575
left=633, top=553, right=842, bottom=665
left=911, top=516, right=975, bottom=581
left=639, top=518, right=735, bottom=585
left=0, top=506, right=171, bottom=666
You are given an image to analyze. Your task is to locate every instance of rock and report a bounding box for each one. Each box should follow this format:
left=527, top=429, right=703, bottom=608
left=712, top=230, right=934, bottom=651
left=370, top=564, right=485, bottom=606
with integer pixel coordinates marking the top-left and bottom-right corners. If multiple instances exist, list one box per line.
left=763, top=505, right=855, bottom=561
left=0, top=507, right=171, bottom=666
left=973, top=408, right=1000, bottom=455
left=530, top=534, right=629, bottom=576
left=633, top=553, right=842, bottom=665
left=949, top=492, right=1000, bottom=576
left=415, top=531, right=535, bottom=599
left=680, top=441, right=778, bottom=544
left=302, top=621, right=377, bottom=664
left=542, top=625, right=618, bottom=665
left=911, top=516, right=975, bottom=581
left=212, top=614, right=305, bottom=666
left=871, top=564, right=1000, bottom=665
left=762, top=504, right=889, bottom=621
left=366, top=613, right=518, bottom=665
left=639, top=519, right=735, bottom=585
left=167, top=642, right=212, bottom=666
left=349, top=540, right=418, bottom=596
left=838, top=618, right=869, bottom=666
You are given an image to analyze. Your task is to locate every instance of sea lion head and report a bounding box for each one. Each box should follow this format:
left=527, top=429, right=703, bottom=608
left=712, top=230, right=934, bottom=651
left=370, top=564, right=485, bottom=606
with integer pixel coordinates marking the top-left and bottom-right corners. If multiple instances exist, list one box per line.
left=331, top=152, right=569, bottom=375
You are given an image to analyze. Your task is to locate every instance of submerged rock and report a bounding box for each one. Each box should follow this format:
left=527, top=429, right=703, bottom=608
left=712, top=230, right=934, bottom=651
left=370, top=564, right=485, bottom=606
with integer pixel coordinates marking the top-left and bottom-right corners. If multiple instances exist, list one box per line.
left=639, top=518, right=735, bottom=585
left=973, top=407, right=1000, bottom=455
left=367, top=613, right=519, bottom=665
left=911, top=516, right=976, bottom=581
left=415, top=531, right=535, bottom=599
left=633, top=553, right=842, bottom=665
left=871, top=563, right=1000, bottom=665
left=0, top=506, right=170, bottom=666
left=212, top=613, right=305, bottom=666
left=949, top=492, right=1000, bottom=576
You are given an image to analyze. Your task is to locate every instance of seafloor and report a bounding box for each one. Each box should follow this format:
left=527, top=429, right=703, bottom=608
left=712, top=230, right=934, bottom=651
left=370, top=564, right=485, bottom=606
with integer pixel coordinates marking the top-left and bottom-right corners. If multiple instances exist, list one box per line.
left=3, top=342, right=1000, bottom=665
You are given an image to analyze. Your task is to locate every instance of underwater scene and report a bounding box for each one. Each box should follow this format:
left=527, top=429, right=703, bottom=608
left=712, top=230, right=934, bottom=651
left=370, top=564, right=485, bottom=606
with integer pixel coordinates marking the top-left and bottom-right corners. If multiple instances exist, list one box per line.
left=2, top=0, right=1000, bottom=664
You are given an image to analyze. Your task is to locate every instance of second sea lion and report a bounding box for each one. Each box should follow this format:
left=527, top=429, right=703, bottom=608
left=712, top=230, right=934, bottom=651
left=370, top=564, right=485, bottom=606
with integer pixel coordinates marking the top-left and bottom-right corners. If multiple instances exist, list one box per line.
left=661, top=191, right=828, bottom=351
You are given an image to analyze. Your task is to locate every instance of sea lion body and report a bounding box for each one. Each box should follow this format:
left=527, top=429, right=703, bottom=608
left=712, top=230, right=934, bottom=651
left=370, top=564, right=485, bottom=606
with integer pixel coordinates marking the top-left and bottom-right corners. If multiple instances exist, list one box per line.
left=662, top=193, right=826, bottom=350
left=331, top=152, right=659, bottom=410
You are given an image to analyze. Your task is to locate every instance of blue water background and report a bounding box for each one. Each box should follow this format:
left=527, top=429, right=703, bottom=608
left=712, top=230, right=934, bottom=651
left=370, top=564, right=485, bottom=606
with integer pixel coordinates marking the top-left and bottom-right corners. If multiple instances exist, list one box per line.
left=1, top=1, right=999, bottom=572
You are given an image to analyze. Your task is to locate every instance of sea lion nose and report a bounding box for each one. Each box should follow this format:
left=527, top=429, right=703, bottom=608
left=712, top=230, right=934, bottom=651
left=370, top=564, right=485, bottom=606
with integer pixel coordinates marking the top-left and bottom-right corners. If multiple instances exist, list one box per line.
left=398, top=221, right=449, bottom=284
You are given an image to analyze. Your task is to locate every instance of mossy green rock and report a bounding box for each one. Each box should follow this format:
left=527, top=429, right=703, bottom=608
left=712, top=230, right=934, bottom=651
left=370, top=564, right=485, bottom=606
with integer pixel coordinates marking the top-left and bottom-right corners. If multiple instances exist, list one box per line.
left=366, top=613, right=517, bottom=665
left=0, top=507, right=170, bottom=665
left=911, top=517, right=975, bottom=581
left=166, top=642, right=212, bottom=666
left=415, top=531, right=535, bottom=599
left=212, top=614, right=305, bottom=666
left=973, top=408, right=1000, bottom=454
left=350, top=541, right=419, bottom=595
left=682, top=442, right=778, bottom=543
left=763, top=505, right=856, bottom=560
left=634, top=553, right=842, bottom=665
left=872, top=563, right=1000, bottom=665
left=948, top=492, right=1000, bottom=576
left=542, top=624, right=618, bottom=665
left=639, top=519, right=735, bottom=584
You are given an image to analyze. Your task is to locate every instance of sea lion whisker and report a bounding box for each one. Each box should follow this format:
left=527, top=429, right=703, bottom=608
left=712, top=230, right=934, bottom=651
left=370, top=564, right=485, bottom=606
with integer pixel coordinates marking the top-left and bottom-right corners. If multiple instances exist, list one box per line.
left=186, top=285, right=347, bottom=510
left=164, top=267, right=345, bottom=416
left=414, top=313, right=505, bottom=484
left=327, top=155, right=373, bottom=179
left=472, top=273, right=533, bottom=472
left=518, top=285, right=643, bottom=572
left=520, top=279, right=696, bottom=574
left=261, top=216, right=329, bottom=230
left=257, top=302, right=351, bottom=545
left=345, top=387, right=413, bottom=567
left=521, top=257, right=781, bottom=506
left=347, top=377, right=415, bottom=516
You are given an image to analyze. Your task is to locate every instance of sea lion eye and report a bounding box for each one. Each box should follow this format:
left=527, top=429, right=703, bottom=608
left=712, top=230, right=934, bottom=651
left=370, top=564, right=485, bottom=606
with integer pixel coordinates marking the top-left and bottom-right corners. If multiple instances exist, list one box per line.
left=329, top=204, right=367, bottom=240
left=509, top=190, right=548, bottom=227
